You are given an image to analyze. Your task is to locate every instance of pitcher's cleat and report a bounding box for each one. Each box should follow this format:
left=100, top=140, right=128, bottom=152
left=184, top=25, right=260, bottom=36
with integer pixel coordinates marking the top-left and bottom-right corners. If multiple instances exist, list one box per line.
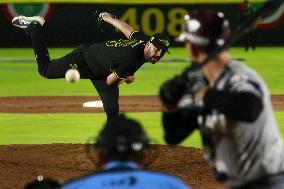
left=12, top=16, right=45, bottom=29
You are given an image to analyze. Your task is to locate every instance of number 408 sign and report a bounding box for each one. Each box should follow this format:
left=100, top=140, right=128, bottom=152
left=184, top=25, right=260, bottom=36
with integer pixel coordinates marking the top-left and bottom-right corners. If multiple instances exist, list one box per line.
left=117, top=7, right=189, bottom=37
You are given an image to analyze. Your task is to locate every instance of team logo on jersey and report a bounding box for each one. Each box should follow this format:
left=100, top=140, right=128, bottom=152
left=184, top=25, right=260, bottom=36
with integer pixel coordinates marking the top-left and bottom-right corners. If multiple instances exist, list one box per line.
left=106, top=39, right=142, bottom=48
left=2, top=3, right=55, bottom=21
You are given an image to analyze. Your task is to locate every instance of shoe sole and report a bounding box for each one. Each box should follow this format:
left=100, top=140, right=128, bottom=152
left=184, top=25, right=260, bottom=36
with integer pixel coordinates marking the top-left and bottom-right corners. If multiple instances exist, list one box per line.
left=12, top=15, right=45, bottom=29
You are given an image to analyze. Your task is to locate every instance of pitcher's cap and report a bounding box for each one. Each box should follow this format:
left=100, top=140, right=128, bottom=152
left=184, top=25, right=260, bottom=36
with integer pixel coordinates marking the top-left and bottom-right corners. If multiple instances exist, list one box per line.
left=150, top=33, right=170, bottom=53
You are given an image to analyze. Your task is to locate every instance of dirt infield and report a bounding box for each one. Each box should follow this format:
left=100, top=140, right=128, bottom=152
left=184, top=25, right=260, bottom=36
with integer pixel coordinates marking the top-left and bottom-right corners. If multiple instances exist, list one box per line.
left=0, top=144, right=226, bottom=189
left=0, top=95, right=284, bottom=113
left=1, top=95, right=284, bottom=189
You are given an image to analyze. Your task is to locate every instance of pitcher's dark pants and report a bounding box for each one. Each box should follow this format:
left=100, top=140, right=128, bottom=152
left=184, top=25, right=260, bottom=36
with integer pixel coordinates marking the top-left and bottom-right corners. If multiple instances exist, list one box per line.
left=27, top=22, right=119, bottom=120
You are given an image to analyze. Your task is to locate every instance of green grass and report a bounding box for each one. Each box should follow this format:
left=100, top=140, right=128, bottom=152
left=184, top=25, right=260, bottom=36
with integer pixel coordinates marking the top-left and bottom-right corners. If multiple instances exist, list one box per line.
left=229, top=47, right=284, bottom=94
left=1, top=47, right=284, bottom=96
left=0, top=47, right=284, bottom=146
left=1, top=112, right=284, bottom=147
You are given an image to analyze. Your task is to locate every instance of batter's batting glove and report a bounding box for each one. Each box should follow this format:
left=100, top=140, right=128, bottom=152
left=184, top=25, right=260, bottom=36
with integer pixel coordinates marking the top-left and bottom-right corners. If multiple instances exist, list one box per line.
left=98, top=12, right=116, bottom=32
left=159, top=64, right=208, bottom=110
left=182, top=66, right=209, bottom=94
left=159, top=74, right=187, bottom=110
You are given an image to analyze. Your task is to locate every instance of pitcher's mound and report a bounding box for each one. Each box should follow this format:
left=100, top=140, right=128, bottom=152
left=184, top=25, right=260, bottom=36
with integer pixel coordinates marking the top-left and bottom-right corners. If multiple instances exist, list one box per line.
left=0, top=144, right=225, bottom=189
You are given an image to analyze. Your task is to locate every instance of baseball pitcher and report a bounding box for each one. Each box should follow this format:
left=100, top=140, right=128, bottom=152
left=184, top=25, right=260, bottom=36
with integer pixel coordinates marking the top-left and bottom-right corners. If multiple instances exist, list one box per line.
left=12, top=12, right=170, bottom=120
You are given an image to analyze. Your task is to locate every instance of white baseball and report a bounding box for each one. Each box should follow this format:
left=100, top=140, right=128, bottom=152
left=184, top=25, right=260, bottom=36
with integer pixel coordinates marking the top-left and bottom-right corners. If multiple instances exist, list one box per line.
left=65, top=69, right=80, bottom=83
left=37, top=175, right=44, bottom=181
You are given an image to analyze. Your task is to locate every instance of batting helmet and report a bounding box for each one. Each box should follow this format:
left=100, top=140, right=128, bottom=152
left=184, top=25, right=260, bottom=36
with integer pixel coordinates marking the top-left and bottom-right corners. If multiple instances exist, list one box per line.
left=95, top=114, right=149, bottom=161
left=176, top=10, right=231, bottom=52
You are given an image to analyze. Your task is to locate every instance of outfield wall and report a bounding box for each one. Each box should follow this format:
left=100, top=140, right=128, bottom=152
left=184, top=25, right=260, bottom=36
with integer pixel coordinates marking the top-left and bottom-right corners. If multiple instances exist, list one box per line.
left=1, top=2, right=283, bottom=47
left=0, top=0, right=269, bottom=4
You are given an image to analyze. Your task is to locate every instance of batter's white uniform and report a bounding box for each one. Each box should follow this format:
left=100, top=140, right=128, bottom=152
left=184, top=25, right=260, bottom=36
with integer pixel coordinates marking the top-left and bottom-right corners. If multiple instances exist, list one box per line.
left=199, top=60, right=284, bottom=187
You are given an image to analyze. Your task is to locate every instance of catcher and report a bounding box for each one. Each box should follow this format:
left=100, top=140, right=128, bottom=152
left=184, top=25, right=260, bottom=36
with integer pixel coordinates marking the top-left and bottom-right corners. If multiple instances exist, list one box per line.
left=61, top=114, right=190, bottom=189
left=159, top=10, right=284, bottom=189
left=12, top=12, right=170, bottom=120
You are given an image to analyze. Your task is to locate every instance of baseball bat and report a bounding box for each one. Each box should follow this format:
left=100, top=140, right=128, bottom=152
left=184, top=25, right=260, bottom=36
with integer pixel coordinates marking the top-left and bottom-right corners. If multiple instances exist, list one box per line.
left=199, top=0, right=283, bottom=67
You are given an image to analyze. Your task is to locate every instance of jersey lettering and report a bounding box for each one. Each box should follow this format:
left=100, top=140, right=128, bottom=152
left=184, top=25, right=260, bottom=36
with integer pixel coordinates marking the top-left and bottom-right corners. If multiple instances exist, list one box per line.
left=131, top=40, right=144, bottom=48
left=102, top=176, right=137, bottom=187
left=106, top=39, right=139, bottom=48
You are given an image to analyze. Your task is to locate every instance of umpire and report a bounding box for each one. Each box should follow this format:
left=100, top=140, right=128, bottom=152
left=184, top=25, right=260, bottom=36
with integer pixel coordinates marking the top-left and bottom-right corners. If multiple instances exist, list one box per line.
left=60, top=114, right=190, bottom=189
left=12, top=13, right=170, bottom=120
left=159, top=10, right=284, bottom=189
left=238, top=0, right=256, bottom=51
